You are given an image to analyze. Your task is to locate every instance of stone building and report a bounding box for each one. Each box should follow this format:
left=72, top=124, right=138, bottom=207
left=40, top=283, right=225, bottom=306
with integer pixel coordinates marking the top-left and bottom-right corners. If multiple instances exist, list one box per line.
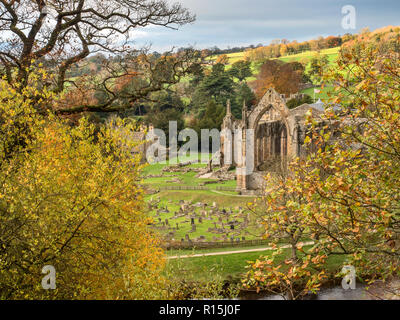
left=220, top=88, right=328, bottom=193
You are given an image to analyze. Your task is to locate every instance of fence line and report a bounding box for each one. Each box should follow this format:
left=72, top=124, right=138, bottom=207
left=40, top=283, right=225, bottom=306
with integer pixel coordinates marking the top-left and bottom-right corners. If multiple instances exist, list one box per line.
left=163, top=239, right=270, bottom=250
left=158, top=185, right=237, bottom=192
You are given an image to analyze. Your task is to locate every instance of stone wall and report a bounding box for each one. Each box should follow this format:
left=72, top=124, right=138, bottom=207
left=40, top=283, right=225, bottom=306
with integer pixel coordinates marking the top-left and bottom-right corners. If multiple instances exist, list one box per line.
left=220, top=88, right=327, bottom=192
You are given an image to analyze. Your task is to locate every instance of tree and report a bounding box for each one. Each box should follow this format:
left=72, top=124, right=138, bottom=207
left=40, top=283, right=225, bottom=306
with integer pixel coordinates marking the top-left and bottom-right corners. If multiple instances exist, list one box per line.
left=146, top=106, right=184, bottom=146
left=216, top=54, right=229, bottom=65
left=326, top=36, right=342, bottom=48
left=197, top=63, right=235, bottom=105
left=279, top=44, right=288, bottom=57
left=189, top=61, right=255, bottom=122
left=192, top=100, right=225, bottom=135
left=0, top=0, right=199, bottom=114
left=306, top=54, right=329, bottom=85
left=286, top=94, right=313, bottom=109
left=245, top=43, right=400, bottom=299
left=243, top=245, right=327, bottom=300
left=0, top=75, right=166, bottom=299
left=235, top=82, right=256, bottom=115
left=189, top=63, right=205, bottom=88
left=228, top=60, right=253, bottom=82
left=298, top=44, right=400, bottom=279
left=252, top=60, right=304, bottom=98
left=244, top=171, right=328, bottom=300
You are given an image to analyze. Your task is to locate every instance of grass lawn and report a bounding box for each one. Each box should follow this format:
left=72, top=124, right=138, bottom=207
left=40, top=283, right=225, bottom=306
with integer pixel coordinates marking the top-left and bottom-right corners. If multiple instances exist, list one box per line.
left=166, top=249, right=275, bottom=281
left=141, top=154, right=238, bottom=190
left=165, top=245, right=348, bottom=282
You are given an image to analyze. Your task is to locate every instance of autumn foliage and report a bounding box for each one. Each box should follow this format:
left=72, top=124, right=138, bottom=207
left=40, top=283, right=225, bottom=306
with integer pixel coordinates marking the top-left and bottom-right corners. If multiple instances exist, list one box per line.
left=251, top=60, right=304, bottom=98
left=0, top=73, right=166, bottom=299
left=244, top=42, right=400, bottom=298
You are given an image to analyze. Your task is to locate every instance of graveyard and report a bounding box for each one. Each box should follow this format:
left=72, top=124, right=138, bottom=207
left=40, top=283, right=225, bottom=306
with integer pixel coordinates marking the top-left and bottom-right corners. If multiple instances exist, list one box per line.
left=141, top=154, right=324, bottom=285
left=142, top=154, right=265, bottom=248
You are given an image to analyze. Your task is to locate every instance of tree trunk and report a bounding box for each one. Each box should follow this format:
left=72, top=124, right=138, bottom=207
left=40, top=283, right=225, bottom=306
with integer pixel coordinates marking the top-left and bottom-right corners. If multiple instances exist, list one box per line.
left=291, top=243, right=298, bottom=262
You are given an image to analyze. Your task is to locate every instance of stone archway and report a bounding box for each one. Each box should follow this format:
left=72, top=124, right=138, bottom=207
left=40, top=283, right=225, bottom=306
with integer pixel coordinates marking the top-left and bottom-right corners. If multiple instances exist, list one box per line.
left=249, top=89, right=291, bottom=171
left=236, top=88, right=295, bottom=192
left=254, top=110, right=288, bottom=170
left=248, top=88, right=289, bottom=130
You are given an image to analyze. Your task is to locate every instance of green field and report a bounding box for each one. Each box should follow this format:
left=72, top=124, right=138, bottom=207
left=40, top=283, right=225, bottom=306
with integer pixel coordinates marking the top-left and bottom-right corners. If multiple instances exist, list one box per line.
left=165, top=245, right=348, bottom=282
left=210, top=47, right=339, bottom=65
left=166, top=248, right=278, bottom=282
left=207, top=47, right=341, bottom=84
left=301, top=85, right=337, bottom=101
left=278, top=47, right=340, bottom=64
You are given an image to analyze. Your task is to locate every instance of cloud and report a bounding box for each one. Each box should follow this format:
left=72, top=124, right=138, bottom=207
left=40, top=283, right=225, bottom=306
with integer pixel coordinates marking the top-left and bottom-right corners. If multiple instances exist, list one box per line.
left=132, top=0, right=400, bottom=51
left=128, top=30, right=151, bottom=39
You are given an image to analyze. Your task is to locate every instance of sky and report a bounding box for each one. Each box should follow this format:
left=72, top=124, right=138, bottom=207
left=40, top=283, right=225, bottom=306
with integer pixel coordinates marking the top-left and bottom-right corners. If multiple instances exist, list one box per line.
left=131, top=0, right=400, bottom=51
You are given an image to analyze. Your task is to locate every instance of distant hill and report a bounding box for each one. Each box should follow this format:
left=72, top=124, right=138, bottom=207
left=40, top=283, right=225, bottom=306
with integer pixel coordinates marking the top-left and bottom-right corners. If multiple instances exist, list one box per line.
left=207, top=26, right=400, bottom=100
left=211, top=25, right=400, bottom=67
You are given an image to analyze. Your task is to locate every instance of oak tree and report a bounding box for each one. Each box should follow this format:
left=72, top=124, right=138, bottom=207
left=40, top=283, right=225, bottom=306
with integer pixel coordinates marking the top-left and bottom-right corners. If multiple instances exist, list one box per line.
left=0, top=0, right=199, bottom=114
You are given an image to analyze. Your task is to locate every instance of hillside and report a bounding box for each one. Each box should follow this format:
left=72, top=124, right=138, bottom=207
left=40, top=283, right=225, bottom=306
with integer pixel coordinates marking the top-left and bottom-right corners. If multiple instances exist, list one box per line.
left=207, top=25, right=400, bottom=102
